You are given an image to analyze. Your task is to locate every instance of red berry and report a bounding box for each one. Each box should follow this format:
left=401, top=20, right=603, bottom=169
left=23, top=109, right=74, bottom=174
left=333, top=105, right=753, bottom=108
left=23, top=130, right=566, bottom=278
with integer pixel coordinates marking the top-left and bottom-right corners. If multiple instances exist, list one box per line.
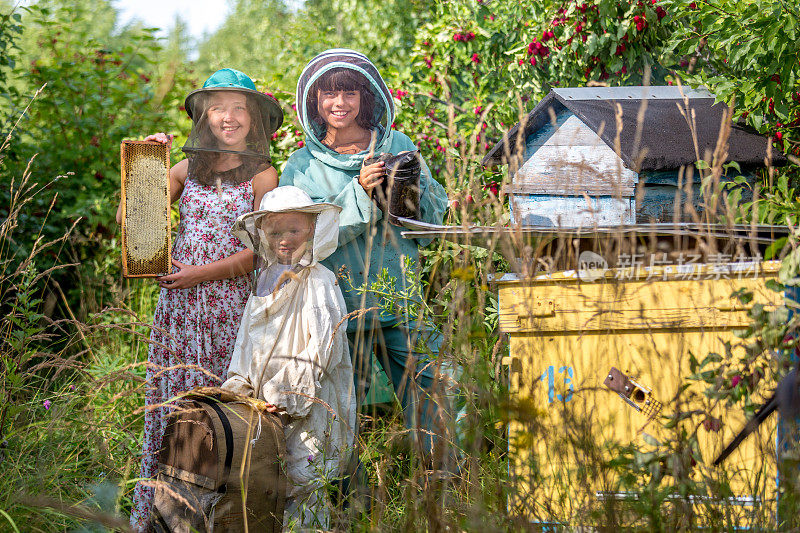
left=776, top=132, right=783, bottom=141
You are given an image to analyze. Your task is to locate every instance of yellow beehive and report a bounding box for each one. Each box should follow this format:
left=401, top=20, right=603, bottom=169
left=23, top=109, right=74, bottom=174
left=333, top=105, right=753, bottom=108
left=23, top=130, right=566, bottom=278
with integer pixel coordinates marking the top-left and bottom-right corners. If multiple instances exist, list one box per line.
left=120, top=141, right=171, bottom=278
left=500, top=261, right=782, bottom=526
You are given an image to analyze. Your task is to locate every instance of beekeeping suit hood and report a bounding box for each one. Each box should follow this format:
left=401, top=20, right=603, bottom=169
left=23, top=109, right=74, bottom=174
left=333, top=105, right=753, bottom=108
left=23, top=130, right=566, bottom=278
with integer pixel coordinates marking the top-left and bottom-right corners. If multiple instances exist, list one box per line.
left=232, top=186, right=341, bottom=270
left=296, top=48, right=395, bottom=170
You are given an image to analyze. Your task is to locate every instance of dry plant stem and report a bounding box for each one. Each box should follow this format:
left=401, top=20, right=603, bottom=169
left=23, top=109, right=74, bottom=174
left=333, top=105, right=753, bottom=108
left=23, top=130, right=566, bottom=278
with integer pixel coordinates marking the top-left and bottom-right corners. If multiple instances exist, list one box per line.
left=51, top=279, right=95, bottom=361
left=631, top=66, right=652, bottom=172
left=19, top=495, right=133, bottom=532
left=0, top=84, right=46, bottom=156
left=366, top=129, right=378, bottom=161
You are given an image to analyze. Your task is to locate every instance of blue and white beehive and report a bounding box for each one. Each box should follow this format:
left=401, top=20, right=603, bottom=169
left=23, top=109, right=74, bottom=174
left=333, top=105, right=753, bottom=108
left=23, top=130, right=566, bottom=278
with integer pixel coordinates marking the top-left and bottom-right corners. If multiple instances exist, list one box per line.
left=482, top=86, right=781, bottom=228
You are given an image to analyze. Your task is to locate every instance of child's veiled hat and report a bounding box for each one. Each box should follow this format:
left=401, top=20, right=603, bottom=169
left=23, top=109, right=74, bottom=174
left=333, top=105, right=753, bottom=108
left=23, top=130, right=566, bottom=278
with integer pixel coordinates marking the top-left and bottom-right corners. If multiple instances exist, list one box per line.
left=185, top=68, right=283, bottom=131
left=182, top=68, right=283, bottom=163
left=233, top=186, right=342, bottom=264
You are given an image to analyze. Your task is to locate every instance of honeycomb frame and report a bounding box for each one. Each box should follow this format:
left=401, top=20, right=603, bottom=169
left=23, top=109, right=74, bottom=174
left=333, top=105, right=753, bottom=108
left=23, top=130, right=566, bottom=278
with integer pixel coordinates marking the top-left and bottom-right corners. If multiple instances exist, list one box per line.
left=120, top=140, right=172, bottom=278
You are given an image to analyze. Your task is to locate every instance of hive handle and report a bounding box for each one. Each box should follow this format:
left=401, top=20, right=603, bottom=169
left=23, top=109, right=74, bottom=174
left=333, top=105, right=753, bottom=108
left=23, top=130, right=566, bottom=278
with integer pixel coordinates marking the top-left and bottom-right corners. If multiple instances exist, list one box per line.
left=713, top=302, right=747, bottom=312
left=516, top=300, right=556, bottom=325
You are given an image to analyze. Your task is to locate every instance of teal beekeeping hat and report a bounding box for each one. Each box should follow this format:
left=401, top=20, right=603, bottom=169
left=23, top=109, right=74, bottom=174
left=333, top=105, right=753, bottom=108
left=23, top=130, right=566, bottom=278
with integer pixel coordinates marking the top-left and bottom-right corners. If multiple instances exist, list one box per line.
left=184, top=68, right=284, bottom=135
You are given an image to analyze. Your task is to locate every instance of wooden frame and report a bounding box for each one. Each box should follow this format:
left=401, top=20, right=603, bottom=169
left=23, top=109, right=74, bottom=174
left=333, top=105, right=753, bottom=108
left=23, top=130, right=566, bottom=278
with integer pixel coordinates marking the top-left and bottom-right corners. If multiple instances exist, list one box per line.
left=120, top=140, right=172, bottom=278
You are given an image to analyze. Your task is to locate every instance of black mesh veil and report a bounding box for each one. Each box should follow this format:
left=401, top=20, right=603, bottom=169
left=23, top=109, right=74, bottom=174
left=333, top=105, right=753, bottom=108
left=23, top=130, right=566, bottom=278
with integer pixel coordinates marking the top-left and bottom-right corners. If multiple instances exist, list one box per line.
left=182, top=89, right=282, bottom=185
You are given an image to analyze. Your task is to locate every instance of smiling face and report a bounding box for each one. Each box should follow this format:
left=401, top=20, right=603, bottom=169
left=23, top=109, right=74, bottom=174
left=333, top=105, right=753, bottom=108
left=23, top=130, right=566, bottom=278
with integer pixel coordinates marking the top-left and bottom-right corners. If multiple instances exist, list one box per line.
left=206, top=91, right=252, bottom=151
left=261, top=211, right=315, bottom=264
left=317, top=89, right=361, bottom=132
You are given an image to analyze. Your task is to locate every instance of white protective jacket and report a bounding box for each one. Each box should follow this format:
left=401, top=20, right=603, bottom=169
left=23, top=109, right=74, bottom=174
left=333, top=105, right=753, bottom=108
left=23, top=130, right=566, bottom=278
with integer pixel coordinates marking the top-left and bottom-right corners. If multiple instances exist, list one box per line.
left=222, top=186, right=356, bottom=501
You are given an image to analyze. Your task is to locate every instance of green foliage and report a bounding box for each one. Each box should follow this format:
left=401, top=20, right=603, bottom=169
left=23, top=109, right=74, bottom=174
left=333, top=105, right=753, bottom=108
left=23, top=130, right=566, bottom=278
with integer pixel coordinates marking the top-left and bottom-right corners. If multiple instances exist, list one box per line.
left=0, top=3, right=195, bottom=315
left=8, top=8, right=182, bottom=238
left=667, top=0, right=800, bottom=156
left=0, top=5, right=26, bottom=132
left=196, top=0, right=292, bottom=82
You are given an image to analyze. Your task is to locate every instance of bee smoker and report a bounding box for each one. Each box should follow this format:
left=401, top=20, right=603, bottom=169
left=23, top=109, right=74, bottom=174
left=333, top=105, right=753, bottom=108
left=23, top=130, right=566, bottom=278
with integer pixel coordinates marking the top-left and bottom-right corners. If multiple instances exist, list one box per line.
left=363, top=150, right=421, bottom=226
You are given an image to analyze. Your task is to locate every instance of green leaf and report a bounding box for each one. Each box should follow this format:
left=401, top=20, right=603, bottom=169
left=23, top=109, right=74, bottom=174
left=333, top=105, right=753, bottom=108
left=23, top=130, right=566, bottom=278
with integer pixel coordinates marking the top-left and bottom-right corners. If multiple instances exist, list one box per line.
left=765, top=237, right=788, bottom=260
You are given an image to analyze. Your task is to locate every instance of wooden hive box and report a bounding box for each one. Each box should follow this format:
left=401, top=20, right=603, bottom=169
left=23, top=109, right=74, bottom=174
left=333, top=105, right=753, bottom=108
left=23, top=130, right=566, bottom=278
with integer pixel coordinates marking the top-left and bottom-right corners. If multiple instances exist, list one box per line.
left=120, top=140, right=172, bottom=278
left=483, top=86, right=782, bottom=227
left=498, top=261, right=783, bottom=527
left=512, top=111, right=638, bottom=226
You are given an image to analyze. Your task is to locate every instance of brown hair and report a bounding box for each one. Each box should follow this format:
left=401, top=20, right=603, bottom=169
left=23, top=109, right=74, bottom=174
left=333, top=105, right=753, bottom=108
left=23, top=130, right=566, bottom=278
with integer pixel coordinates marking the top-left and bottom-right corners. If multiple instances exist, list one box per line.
left=189, top=91, right=271, bottom=184
left=307, top=68, right=376, bottom=132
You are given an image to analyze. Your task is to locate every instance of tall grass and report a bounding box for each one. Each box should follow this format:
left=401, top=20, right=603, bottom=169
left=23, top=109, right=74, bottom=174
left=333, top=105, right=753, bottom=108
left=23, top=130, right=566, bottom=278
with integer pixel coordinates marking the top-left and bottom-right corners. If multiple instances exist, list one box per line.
left=0, top=95, right=158, bottom=531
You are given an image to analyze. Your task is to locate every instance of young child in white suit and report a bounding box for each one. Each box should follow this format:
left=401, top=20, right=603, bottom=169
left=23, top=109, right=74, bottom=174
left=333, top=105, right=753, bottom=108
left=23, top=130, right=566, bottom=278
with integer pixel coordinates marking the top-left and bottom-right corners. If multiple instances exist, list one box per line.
left=222, top=186, right=356, bottom=529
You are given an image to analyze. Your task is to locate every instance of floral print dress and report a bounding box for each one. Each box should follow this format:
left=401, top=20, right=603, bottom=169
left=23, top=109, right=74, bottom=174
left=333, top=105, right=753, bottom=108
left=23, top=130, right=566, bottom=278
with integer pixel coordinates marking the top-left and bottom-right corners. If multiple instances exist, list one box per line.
left=130, top=174, right=254, bottom=531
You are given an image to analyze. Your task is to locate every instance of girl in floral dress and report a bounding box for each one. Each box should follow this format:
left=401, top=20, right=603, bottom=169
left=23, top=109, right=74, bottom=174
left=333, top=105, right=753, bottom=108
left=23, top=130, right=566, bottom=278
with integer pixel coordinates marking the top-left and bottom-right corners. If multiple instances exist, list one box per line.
left=119, top=68, right=283, bottom=531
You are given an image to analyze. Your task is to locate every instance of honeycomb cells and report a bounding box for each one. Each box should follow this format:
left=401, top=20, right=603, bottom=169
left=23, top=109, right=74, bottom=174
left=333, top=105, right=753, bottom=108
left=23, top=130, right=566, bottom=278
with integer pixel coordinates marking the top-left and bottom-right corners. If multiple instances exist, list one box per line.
left=121, top=141, right=171, bottom=277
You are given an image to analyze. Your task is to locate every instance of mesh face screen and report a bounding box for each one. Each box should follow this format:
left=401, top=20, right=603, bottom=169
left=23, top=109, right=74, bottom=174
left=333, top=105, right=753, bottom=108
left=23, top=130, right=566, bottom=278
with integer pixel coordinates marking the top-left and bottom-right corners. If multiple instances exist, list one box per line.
left=121, top=141, right=172, bottom=277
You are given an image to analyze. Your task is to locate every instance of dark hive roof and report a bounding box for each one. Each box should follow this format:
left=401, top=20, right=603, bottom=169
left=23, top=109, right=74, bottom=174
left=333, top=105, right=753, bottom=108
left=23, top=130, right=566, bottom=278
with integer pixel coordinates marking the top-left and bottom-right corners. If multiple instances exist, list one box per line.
left=482, top=86, right=784, bottom=171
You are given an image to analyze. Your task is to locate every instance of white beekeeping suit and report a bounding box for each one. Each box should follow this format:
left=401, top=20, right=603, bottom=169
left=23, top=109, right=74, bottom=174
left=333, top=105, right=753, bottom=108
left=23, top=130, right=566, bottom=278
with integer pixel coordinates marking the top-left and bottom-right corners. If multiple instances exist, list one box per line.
left=222, top=186, right=356, bottom=530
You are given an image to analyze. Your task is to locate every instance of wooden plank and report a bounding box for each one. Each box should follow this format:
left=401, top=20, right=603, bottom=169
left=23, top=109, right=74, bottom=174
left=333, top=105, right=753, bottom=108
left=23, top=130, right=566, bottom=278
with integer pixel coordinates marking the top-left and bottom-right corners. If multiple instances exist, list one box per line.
left=515, top=144, right=638, bottom=194
left=511, top=195, right=635, bottom=227
left=511, top=183, right=635, bottom=196
left=499, top=306, right=768, bottom=332
left=498, top=269, right=780, bottom=333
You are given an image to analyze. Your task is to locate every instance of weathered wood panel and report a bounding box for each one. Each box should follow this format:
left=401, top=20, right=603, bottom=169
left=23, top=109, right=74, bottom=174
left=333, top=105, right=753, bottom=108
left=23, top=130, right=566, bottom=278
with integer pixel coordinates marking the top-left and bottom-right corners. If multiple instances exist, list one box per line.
left=515, top=113, right=639, bottom=197
left=511, top=195, right=635, bottom=227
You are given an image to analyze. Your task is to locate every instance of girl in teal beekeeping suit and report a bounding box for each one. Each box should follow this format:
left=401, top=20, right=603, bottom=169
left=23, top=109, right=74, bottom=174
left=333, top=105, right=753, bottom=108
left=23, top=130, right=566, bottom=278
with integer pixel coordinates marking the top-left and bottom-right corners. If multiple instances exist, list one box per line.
left=279, top=49, right=452, bottom=463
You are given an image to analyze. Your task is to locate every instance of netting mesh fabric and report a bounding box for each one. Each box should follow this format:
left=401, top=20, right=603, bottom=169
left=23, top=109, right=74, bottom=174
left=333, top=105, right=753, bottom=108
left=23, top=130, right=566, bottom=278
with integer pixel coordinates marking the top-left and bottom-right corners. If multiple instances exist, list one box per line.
left=182, top=89, right=280, bottom=185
